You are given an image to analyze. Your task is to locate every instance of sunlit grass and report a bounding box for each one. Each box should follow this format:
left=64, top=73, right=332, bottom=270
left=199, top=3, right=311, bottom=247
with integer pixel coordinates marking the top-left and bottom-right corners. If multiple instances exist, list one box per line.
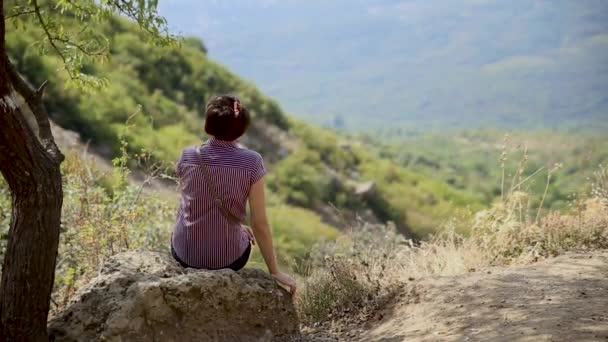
left=295, top=159, right=608, bottom=324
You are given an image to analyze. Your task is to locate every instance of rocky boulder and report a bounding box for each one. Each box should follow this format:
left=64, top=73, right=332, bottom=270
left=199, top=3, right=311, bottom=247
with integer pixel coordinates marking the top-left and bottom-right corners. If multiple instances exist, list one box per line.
left=48, top=251, right=299, bottom=341
left=354, top=181, right=376, bottom=197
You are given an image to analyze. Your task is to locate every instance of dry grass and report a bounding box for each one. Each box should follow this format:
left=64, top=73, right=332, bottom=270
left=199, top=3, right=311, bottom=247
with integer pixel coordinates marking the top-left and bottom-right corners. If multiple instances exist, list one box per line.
left=296, top=221, right=406, bottom=323
left=51, top=152, right=175, bottom=311
left=592, top=165, right=608, bottom=201
left=296, top=160, right=608, bottom=325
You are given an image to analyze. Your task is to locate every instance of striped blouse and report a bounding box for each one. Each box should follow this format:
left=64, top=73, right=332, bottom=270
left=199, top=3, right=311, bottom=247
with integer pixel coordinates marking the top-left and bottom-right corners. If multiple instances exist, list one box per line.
left=171, top=137, right=267, bottom=269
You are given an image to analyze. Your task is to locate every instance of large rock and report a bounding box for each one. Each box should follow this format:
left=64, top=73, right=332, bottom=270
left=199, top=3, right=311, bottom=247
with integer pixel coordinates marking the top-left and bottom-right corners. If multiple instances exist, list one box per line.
left=48, top=251, right=300, bottom=341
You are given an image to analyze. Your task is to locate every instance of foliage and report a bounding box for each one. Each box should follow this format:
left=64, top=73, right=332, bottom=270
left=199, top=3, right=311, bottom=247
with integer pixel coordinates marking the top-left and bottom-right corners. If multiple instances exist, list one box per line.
left=6, top=4, right=289, bottom=170
left=2, top=3, right=606, bottom=332
left=291, top=120, right=359, bottom=173
left=288, top=119, right=484, bottom=237
left=51, top=151, right=175, bottom=309
left=296, top=221, right=405, bottom=323
left=6, top=1, right=492, bottom=239
left=267, top=149, right=331, bottom=207
left=592, top=165, right=608, bottom=201
left=357, top=152, right=483, bottom=236
left=470, top=195, right=608, bottom=263
left=297, top=172, right=608, bottom=325
left=370, top=130, right=608, bottom=211
left=0, top=148, right=342, bottom=309
left=248, top=205, right=340, bottom=271
left=6, top=0, right=175, bottom=86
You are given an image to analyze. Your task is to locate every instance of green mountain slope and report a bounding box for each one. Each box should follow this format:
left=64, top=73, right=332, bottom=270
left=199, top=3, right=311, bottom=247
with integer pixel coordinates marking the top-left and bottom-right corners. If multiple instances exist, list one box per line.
left=158, top=0, right=608, bottom=131
left=8, top=14, right=287, bottom=163
left=370, top=130, right=608, bottom=210
left=6, top=8, right=481, bottom=239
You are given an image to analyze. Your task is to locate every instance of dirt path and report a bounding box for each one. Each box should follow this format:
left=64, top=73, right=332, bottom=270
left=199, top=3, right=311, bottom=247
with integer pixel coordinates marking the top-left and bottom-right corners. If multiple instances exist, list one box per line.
left=353, top=251, right=608, bottom=341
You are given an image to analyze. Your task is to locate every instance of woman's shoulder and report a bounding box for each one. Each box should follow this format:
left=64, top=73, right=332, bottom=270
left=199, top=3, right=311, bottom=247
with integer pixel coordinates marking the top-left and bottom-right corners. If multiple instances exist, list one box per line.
left=235, top=146, right=264, bottom=164
left=177, top=146, right=201, bottom=163
left=181, top=145, right=199, bottom=153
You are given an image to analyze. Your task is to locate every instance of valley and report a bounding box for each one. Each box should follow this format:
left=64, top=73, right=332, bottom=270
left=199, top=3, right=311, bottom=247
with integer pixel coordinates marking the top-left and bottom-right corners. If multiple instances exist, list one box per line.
left=1, top=1, right=607, bottom=340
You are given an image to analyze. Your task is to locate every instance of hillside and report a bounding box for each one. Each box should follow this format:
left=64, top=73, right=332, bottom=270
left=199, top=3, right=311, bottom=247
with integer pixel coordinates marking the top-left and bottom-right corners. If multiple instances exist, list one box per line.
left=158, top=0, right=608, bottom=131
left=6, top=5, right=481, bottom=240
left=3, top=3, right=608, bottom=341
left=367, top=130, right=608, bottom=209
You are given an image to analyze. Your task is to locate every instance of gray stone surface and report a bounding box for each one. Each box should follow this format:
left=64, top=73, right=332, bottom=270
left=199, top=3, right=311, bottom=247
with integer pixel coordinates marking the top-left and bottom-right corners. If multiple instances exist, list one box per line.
left=48, top=251, right=299, bottom=341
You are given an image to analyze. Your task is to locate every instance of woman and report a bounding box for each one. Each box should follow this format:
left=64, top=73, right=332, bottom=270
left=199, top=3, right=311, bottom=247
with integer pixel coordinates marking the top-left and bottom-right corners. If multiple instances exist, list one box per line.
left=171, top=94, right=297, bottom=294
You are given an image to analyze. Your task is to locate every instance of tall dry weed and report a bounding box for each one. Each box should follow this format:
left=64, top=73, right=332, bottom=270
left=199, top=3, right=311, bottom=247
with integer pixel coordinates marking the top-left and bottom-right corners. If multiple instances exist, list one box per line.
left=592, top=165, right=608, bottom=201
left=296, top=220, right=405, bottom=323
left=298, top=142, right=608, bottom=325
left=51, top=150, right=175, bottom=311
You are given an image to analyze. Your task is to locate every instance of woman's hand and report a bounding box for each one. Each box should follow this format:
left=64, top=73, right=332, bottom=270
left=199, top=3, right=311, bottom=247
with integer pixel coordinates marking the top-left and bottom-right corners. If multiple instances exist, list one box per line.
left=271, top=272, right=297, bottom=295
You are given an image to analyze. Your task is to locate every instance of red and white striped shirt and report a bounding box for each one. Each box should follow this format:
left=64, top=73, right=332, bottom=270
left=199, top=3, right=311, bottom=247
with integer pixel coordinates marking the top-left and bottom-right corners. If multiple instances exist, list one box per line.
left=172, top=137, right=266, bottom=269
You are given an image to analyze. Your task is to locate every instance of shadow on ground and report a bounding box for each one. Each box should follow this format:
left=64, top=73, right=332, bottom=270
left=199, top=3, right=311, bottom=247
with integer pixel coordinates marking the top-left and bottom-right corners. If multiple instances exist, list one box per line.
left=359, top=251, right=608, bottom=342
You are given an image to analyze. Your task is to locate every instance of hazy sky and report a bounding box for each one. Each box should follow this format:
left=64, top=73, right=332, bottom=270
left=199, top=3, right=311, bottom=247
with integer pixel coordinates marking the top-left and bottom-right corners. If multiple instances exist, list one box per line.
left=158, top=1, right=608, bottom=129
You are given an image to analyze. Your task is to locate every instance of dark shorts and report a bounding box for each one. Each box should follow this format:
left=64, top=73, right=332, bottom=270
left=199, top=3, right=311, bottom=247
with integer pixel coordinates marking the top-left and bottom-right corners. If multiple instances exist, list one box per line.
left=171, top=243, right=251, bottom=271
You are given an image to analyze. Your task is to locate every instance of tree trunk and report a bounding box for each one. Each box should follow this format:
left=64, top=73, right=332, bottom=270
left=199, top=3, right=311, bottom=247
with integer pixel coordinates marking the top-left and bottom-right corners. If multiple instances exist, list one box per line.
left=0, top=2, right=64, bottom=340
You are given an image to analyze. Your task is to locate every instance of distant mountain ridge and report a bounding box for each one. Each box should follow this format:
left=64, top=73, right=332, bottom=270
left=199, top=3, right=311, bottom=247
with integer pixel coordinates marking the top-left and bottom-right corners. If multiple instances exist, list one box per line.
left=159, top=0, right=608, bottom=131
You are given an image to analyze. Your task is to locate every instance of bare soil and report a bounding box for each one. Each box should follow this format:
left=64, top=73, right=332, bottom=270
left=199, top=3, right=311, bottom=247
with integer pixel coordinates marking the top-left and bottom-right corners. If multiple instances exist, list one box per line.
left=305, top=251, right=608, bottom=341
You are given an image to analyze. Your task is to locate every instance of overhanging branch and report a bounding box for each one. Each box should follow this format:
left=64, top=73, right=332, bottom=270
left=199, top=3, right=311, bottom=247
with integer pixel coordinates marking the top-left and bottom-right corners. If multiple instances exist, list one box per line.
left=6, top=61, right=64, bottom=164
left=33, top=0, right=73, bottom=78
left=5, top=9, right=36, bottom=20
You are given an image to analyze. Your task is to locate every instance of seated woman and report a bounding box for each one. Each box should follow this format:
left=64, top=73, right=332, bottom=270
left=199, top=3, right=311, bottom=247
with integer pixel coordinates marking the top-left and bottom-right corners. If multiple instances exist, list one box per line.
left=171, top=94, right=296, bottom=294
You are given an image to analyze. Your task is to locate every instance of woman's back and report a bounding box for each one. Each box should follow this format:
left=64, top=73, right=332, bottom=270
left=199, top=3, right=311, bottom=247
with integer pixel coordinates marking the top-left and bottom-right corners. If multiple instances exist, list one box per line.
left=170, top=94, right=295, bottom=293
left=172, top=137, right=266, bottom=269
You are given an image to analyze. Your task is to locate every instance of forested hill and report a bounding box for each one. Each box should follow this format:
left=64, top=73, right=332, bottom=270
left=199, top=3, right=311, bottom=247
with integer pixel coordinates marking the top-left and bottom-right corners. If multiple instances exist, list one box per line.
left=159, top=0, right=608, bottom=132
left=8, top=14, right=288, bottom=163
left=7, top=8, right=481, bottom=237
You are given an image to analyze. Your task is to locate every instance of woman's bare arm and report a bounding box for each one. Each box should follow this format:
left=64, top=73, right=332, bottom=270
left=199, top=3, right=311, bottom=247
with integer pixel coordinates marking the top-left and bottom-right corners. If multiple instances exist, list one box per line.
left=248, top=178, right=278, bottom=273
left=249, top=178, right=296, bottom=293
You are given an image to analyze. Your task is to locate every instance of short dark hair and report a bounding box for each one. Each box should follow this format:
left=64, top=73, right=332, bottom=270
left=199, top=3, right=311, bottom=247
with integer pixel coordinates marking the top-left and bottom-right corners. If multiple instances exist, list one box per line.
left=204, top=94, right=250, bottom=141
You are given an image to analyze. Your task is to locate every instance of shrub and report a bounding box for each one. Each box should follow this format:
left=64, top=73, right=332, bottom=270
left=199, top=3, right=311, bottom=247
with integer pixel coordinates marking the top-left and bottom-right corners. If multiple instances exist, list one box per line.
left=7, top=14, right=292, bottom=174
left=268, top=150, right=331, bottom=207
left=470, top=194, right=608, bottom=263
left=592, top=165, right=608, bottom=201
left=296, top=164, right=608, bottom=326
left=247, top=205, right=340, bottom=271
left=296, top=221, right=405, bottom=323
left=52, top=152, right=176, bottom=310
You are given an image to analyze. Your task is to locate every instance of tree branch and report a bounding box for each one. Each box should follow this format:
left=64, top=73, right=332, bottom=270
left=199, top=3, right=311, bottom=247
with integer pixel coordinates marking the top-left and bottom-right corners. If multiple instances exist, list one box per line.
left=33, top=0, right=108, bottom=81
left=108, top=0, right=172, bottom=39
left=6, top=9, right=36, bottom=20
left=6, top=61, right=64, bottom=164
left=51, top=35, right=106, bottom=57
left=33, top=0, right=73, bottom=76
